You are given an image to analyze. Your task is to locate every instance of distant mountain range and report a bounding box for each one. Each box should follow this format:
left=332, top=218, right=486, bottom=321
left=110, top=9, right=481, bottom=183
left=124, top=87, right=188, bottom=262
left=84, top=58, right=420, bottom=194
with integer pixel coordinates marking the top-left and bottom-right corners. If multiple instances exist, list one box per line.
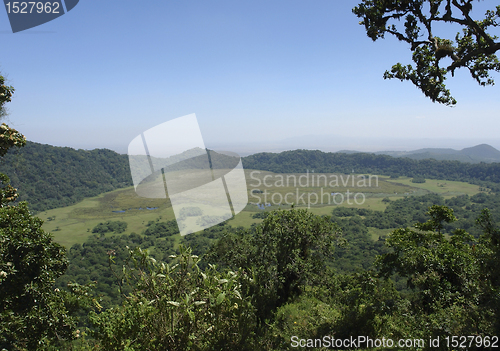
left=337, top=144, right=500, bottom=164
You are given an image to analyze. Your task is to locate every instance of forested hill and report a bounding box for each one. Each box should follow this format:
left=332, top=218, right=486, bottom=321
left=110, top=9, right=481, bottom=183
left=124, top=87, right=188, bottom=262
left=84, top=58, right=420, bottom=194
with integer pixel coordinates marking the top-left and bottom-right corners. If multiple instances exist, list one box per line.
left=242, top=149, right=500, bottom=184
left=3, top=144, right=500, bottom=212
left=375, top=143, right=500, bottom=163
left=1, top=141, right=132, bottom=212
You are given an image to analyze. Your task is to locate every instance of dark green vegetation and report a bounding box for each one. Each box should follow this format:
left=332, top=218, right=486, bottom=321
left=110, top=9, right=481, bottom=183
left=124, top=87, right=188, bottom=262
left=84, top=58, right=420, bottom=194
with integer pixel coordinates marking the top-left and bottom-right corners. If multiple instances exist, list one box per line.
left=91, top=220, right=128, bottom=235
left=3, top=73, right=500, bottom=349
left=1, top=141, right=132, bottom=212
left=243, top=149, right=500, bottom=190
left=5, top=143, right=500, bottom=214
left=53, top=206, right=500, bottom=350
left=1, top=76, right=94, bottom=350
left=48, top=190, right=500, bottom=350
left=4, top=136, right=500, bottom=349
left=0, top=202, right=85, bottom=349
left=354, top=0, right=500, bottom=106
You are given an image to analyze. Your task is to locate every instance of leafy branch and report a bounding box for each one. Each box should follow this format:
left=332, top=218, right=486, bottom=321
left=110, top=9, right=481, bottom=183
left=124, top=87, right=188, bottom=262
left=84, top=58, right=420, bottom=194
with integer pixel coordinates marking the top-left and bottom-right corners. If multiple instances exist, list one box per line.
left=353, top=0, right=500, bottom=105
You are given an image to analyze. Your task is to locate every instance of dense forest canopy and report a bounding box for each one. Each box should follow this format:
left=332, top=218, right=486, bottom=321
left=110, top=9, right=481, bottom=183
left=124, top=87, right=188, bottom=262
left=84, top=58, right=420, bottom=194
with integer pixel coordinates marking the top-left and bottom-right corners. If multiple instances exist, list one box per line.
left=1, top=141, right=133, bottom=211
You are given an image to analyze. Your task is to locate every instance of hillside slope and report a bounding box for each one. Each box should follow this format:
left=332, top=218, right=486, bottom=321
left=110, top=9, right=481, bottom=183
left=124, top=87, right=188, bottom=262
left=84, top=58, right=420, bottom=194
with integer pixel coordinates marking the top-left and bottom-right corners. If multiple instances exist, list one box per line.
left=242, top=149, right=500, bottom=184
left=0, top=142, right=133, bottom=211
left=2, top=143, right=500, bottom=212
left=375, top=144, right=500, bottom=163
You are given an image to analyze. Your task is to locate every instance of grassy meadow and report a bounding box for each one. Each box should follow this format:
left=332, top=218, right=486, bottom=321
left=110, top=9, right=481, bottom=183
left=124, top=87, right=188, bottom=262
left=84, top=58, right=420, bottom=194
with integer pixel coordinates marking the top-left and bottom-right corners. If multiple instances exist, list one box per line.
left=40, top=171, right=486, bottom=248
left=385, top=177, right=484, bottom=196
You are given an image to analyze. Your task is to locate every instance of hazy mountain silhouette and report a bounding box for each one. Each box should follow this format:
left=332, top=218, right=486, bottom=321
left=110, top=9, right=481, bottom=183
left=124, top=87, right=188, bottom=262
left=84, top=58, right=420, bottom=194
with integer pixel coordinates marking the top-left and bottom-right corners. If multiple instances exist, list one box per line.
left=369, top=144, right=500, bottom=163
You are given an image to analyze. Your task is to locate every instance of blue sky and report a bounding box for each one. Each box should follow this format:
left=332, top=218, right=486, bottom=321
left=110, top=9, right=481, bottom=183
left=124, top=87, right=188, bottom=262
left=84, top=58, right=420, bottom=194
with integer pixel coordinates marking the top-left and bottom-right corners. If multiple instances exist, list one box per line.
left=1, top=0, right=499, bottom=154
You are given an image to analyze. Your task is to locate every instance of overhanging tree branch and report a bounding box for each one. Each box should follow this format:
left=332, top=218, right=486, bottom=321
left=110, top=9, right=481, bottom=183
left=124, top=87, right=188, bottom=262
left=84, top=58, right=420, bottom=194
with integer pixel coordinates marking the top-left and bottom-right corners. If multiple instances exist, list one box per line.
left=353, top=0, right=500, bottom=105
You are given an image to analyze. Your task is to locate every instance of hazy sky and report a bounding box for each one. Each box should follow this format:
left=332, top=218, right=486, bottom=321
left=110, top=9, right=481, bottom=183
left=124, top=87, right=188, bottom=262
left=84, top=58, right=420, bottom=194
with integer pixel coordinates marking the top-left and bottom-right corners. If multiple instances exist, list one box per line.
left=1, top=0, right=499, bottom=154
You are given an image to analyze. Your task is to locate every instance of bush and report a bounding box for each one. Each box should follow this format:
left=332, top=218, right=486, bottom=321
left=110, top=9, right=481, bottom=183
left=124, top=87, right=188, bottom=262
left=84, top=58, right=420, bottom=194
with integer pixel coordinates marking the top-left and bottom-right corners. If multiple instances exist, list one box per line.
left=91, top=220, right=128, bottom=234
left=252, top=211, right=269, bottom=219
left=90, top=246, right=257, bottom=350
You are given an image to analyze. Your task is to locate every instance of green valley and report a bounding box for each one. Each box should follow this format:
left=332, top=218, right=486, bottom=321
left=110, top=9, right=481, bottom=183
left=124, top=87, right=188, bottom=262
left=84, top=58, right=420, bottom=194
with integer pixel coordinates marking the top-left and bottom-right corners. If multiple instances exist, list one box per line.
left=41, top=170, right=487, bottom=248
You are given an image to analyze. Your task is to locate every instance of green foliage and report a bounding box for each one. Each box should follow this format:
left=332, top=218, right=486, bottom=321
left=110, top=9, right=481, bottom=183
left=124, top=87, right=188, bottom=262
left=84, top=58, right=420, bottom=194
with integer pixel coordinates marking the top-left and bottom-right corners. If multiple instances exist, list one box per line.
left=265, top=293, right=340, bottom=350
left=252, top=211, right=269, bottom=219
left=362, top=193, right=446, bottom=229
left=243, top=149, right=500, bottom=184
left=92, top=220, right=128, bottom=234
left=254, top=210, right=342, bottom=306
left=0, top=122, right=26, bottom=207
left=475, top=209, right=500, bottom=332
left=332, top=213, right=389, bottom=273
left=51, top=202, right=500, bottom=350
left=0, top=184, right=95, bottom=350
left=353, top=0, right=500, bottom=105
left=143, top=220, right=179, bottom=237
left=0, top=124, right=26, bottom=157
left=376, top=205, right=496, bottom=337
left=206, top=209, right=343, bottom=325
left=58, top=222, right=237, bottom=311
left=89, top=246, right=257, bottom=350
left=0, top=74, right=93, bottom=350
left=0, top=202, right=75, bottom=349
left=2, top=141, right=133, bottom=212
left=411, top=176, right=426, bottom=183
left=0, top=75, right=15, bottom=119
left=384, top=44, right=457, bottom=105
left=58, top=232, right=175, bottom=309
left=0, top=173, right=20, bottom=207
left=414, top=204, right=456, bottom=234
left=179, top=223, right=237, bottom=258
left=331, top=272, right=401, bottom=341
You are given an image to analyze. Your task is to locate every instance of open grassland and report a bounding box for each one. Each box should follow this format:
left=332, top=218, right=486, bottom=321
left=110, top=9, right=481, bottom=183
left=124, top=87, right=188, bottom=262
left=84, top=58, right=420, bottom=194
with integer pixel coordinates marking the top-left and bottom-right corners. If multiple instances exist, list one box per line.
left=41, top=187, right=176, bottom=247
left=247, top=171, right=417, bottom=206
left=306, top=196, right=401, bottom=216
left=385, top=177, right=485, bottom=196
left=227, top=209, right=264, bottom=228
left=41, top=171, right=486, bottom=248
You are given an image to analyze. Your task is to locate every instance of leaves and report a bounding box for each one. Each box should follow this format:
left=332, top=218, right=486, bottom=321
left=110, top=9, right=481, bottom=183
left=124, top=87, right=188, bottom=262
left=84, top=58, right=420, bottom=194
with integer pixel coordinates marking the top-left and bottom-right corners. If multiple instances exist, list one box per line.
left=0, top=75, right=15, bottom=119
left=354, top=0, right=500, bottom=105
left=377, top=206, right=480, bottom=311
left=0, top=123, right=26, bottom=157
left=216, top=292, right=226, bottom=305
left=90, top=245, right=257, bottom=350
left=0, top=201, right=91, bottom=349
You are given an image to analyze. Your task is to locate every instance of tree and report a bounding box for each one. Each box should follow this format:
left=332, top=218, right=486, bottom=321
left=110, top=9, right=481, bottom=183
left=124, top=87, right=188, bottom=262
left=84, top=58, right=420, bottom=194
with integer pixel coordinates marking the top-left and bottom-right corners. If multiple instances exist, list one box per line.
left=0, top=74, right=26, bottom=207
left=376, top=205, right=496, bottom=339
left=0, top=73, right=91, bottom=350
left=90, top=245, right=257, bottom=350
left=206, top=209, right=343, bottom=324
left=0, top=124, right=25, bottom=207
left=253, top=210, right=342, bottom=309
left=353, top=0, right=500, bottom=106
left=475, top=208, right=500, bottom=332
left=0, top=202, right=79, bottom=349
left=0, top=75, right=14, bottom=119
